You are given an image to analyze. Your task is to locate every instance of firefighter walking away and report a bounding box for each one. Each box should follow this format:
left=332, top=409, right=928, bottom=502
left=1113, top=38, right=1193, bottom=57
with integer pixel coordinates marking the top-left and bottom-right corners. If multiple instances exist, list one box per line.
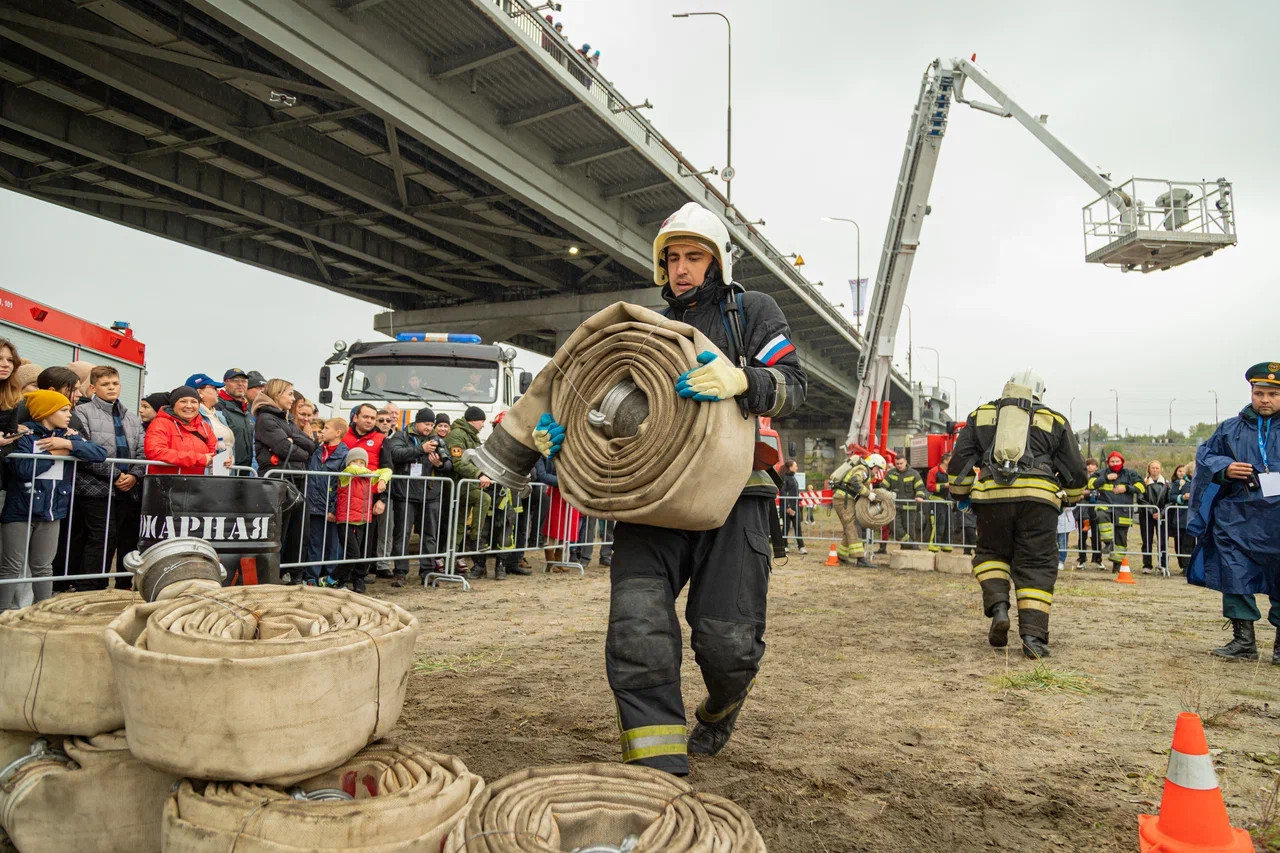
left=948, top=369, right=1088, bottom=659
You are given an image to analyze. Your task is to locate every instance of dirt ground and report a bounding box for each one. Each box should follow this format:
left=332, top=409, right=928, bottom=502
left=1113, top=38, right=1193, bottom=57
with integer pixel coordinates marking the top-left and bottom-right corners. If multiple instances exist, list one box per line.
left=371, top=549, right=1279, bottom=853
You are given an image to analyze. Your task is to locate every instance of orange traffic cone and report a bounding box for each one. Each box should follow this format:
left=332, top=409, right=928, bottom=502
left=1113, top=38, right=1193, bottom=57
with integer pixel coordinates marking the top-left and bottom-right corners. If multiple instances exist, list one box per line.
left=1138, top=712, right=1254, bottom=852
left=1115, top=557, right=1136, bottom=584
left=824, top=544, right=840, bottom=566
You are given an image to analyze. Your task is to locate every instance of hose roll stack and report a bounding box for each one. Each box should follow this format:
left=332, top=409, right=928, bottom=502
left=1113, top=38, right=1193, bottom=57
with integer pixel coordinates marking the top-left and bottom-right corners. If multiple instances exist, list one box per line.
left=104, top=585, right=419, bottom=784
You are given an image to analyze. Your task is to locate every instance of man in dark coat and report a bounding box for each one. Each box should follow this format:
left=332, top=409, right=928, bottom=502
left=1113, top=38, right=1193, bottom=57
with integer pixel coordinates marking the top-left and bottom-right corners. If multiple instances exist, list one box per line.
left=1190, top=361, right=1280, bottom=664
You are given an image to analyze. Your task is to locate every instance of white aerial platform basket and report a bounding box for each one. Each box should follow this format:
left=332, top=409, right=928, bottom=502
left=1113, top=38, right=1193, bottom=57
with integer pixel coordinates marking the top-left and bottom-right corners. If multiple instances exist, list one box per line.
left=1082, top=178, right=1236, bottom=272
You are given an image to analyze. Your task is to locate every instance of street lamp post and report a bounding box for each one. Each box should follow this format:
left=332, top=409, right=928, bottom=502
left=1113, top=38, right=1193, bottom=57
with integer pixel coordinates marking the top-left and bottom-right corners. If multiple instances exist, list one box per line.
left=1109, top=388, right=1119, bottom=437
left=1207, top=389, right=1218, bottom=423
left=1169, top=398, right=1176, bottom=434
left=940, top=375, right=959, bottom=415
left=916, top=346, right=941, bottom=388
left=821, top=216, right=861, bottom=332
left=1069, top=397, right=1076, bottom=424
left=672, top=12, right=732, bottom=205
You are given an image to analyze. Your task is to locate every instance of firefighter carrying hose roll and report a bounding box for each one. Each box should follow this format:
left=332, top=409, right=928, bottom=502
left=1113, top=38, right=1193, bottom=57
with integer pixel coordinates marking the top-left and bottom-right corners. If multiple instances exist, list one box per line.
left=947, top=370, right=1088, bottom=659
left=831, top=449, right=885, bottom=568
left=531, top=202, right=807, bottom=776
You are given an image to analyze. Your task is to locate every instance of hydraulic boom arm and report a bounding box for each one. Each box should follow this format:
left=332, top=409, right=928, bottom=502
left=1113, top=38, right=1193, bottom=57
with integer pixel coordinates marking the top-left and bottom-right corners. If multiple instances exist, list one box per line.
left=847, top=55, right=1227, bottom=447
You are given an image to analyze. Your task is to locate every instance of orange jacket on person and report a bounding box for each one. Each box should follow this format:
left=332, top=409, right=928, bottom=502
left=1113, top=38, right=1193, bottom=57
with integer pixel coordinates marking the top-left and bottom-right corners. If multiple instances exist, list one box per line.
left=144, top=407, right=217, bottom=475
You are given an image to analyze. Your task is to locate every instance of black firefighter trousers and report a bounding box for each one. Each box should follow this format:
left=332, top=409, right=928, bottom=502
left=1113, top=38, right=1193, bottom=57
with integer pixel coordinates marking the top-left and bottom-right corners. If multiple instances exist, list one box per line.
left=972, top=502, right=1059, bottom=641
left=606, top=495, right=771, bottom=776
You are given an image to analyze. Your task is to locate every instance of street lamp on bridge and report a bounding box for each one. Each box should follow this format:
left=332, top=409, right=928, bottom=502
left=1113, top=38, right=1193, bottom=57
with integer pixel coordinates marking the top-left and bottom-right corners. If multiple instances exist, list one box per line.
left=672, top=12, right=733, bottom=205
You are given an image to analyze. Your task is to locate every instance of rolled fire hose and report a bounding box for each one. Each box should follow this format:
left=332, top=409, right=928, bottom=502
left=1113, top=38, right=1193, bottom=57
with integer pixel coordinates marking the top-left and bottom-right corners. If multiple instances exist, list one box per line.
left=470, top=302, right=756, bottom=531
left=122, top=536, right=226, bottom=602
left=445, top=763, right=766, bottom=852
left=853, top=487, right=897, bottom=529
left=0, top=729, right=178, bottom=853
left=162, top=741, right=484, bottom=852
left=0, top=589, right=135, bottom=735
left=103, top=586, right=419, bottom=784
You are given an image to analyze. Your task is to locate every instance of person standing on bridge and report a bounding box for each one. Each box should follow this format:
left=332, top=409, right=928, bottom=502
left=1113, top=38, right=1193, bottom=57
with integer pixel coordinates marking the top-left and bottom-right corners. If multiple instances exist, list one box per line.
left=531, top=202, right=807, bottom=776
left=948, top=370, right=1087, bottom=659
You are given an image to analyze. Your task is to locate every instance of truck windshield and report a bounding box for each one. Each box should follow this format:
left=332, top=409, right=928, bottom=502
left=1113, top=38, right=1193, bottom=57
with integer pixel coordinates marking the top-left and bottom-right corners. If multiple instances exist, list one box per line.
left=345, top=357, right=498, bottom=403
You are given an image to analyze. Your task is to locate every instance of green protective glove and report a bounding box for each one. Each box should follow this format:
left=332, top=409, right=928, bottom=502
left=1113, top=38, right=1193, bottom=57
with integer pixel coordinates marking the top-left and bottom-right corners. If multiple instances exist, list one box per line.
left=675, top=351, right=749, bottom=402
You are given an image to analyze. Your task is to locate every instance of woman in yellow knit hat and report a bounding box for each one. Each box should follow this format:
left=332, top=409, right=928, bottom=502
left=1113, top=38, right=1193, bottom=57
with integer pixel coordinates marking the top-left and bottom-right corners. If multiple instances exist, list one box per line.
left=0, top=390, right=108, bottom=608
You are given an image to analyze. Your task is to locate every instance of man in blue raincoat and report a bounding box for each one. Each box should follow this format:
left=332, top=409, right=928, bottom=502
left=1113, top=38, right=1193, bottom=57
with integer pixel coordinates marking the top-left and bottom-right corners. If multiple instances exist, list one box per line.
left=1189, top=361, right=1280, bottom=664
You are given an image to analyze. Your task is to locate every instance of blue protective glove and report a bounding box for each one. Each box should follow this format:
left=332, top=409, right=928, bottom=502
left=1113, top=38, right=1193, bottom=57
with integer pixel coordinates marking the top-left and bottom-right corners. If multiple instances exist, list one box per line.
left=957, top=498, right=971, bottom=512
left=532, top=413, right=565, bottom=459
left=675, top=351, right=749, bottom=402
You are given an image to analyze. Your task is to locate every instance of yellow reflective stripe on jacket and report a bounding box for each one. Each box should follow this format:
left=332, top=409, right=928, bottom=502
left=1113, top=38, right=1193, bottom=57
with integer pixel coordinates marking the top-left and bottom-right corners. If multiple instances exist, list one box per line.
left=620, top=725, right=687, bottom=763
left=745, top=469, right=776, bottom=492
left=972, top=477, right=1059, bottom=493
left=948, top=473, right=975, bottom=496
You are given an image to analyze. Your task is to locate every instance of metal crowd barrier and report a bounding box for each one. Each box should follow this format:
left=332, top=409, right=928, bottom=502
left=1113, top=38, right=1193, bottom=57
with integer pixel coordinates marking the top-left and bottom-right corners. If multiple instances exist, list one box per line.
left=773, top=495, right=979, bottom=555
left=450, top=478, right=615, bottom=579
left=263, top=468, right=459, bottom=588
left=773, top=492, right=1189, bottom=570
left=0, top=454, right=257, bottom=607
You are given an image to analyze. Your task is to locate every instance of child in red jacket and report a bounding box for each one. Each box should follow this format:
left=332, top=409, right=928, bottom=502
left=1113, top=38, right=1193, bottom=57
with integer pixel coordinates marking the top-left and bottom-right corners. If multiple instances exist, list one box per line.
left=328, top=447, right=390, bottom=593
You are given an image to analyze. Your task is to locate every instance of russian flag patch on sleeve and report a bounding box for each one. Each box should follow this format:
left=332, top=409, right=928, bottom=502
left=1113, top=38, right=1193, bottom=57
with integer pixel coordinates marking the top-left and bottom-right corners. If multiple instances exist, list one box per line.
left=755, top=334, right=795, bottom=366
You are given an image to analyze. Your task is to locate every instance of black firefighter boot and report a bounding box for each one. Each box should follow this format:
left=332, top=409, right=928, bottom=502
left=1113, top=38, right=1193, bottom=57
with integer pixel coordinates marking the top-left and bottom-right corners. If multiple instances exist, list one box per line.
left=987, top=601, right=1010, bottom=648
left=1211, top=620, right=1257, bottom=661
left=688, top=697, right=748, bottom=757
left=1021, top=635, right=1050, bottom=660
left=1273, top=631, right=1280, bottom=666
left=466, top=557, right=487, bottom=581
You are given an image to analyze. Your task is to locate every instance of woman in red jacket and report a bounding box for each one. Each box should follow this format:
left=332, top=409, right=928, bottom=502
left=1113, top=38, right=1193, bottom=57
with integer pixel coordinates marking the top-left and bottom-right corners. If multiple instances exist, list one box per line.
left=144, top=386, right=218, bottom=475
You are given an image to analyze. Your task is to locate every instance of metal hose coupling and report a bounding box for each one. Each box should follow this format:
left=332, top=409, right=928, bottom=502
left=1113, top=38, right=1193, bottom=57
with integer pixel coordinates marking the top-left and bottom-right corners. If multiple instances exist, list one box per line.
left=123, top=537, right=225, bottom=602
left=586, top=380, right=649, bottom=440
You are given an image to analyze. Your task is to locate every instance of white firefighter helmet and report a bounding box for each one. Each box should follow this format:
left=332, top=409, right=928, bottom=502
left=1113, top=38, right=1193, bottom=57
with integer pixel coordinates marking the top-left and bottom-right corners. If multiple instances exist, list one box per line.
left=865, top=453, right=887, bottom=470
left=652, top=202, right=734, bottom=287
left=1009, top=368, right=1046, bottom=402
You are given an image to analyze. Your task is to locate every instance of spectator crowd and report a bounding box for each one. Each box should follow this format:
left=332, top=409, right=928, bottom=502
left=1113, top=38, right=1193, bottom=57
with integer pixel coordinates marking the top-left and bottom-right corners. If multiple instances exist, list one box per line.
left=0, top=338, right=613, bottom=609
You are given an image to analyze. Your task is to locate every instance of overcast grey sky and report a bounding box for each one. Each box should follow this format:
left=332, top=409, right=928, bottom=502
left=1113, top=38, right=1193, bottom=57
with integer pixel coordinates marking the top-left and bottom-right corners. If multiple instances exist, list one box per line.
left=2, top=0, right=1275, bottom=434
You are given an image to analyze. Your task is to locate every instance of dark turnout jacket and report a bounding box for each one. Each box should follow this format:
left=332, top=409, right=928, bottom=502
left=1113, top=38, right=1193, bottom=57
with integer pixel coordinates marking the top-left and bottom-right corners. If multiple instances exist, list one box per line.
left=948, top=400, right=1088, bottom=511
left=661, top=277, right=807, bottom=497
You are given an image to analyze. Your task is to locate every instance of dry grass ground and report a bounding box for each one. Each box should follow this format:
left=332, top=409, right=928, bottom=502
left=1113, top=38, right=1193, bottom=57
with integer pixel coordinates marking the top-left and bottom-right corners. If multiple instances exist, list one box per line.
left=373, top=550, right=1280, bottom=852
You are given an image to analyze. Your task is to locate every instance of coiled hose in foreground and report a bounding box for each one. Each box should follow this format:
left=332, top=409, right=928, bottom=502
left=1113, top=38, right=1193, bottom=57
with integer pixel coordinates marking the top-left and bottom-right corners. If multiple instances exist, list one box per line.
left=0, top=590, right=135, bottom=735
left=0, top=729, right=177, bottom=853
left=104, top=586, right=419, bottom=784
left=162, top=742, right=484, bottom=852
left=445, top=763, right=766, bottom=852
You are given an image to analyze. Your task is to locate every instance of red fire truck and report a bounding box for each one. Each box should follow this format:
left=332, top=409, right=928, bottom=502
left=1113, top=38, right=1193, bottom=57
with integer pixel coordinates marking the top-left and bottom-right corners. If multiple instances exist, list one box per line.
left=0, top=288, right=146, bottom=407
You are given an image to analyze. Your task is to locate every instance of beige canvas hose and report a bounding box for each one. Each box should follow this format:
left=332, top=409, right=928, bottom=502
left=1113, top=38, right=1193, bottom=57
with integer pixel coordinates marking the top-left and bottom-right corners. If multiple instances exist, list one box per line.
left=0, top=730, right=177, bottom=853
left=445, top=763, right=766, bottom=852
left=853, top=488, right=897, bottom=528
left=0, top=589, right=135, bottom=735
left=162, top=742, right=484, bottom=852
left=473, top=303, right=756, bottom=531
left=104, top=586, right=418, bottom=784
